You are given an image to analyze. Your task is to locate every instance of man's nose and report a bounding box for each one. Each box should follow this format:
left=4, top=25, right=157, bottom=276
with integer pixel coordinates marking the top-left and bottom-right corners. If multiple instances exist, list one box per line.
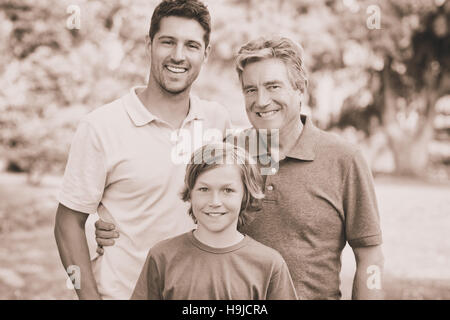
left=171, top=43, right=185, bottom=62
left=256, top=88, right=271, bottom=108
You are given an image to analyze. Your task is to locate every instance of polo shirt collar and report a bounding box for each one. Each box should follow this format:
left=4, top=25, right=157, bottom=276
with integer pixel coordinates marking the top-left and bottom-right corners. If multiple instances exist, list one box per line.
left=184, top=95, right=206, bottom=123
left=255, top=114, right=317, bottom=161
left=124, top=86, right=206, bottom=127
left=286, top=114, right=317, bottom=161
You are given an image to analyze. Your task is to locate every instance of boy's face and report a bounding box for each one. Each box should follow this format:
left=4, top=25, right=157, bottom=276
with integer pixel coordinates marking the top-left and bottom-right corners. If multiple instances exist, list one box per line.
left=191, top=165, right=244, bottom=236
left=149, top=16, right=210, bottom=94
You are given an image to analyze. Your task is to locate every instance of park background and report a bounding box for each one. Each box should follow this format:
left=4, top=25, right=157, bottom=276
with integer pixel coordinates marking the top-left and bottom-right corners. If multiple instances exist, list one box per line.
left=0, top=0, right=449, bottom=299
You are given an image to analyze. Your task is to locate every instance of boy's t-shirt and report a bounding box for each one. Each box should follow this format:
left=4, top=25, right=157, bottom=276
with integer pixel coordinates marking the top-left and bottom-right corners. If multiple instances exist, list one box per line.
left=131, top=230, right=298, bottom=300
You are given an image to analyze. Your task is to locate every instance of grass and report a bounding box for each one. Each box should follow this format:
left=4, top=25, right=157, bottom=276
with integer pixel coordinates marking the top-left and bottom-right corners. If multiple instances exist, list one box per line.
left=0, top=172, right=449, bottom=299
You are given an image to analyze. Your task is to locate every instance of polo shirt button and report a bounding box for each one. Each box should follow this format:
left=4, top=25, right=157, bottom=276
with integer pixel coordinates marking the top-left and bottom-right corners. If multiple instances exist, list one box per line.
left=271, top=167, right=277, bottom=174
left=266, top=185, right=274, bottom=191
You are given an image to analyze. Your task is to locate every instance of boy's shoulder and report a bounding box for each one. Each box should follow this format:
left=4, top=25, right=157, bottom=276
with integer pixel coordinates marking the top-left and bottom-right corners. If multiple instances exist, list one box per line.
left=149, top=231, right=193, bottom=256
left=244, top=236, right=286, bottom=266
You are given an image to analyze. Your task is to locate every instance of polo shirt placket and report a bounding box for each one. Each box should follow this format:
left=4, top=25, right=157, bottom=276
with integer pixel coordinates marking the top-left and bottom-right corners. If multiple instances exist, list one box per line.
left=241, top=115, right=382, bottom=300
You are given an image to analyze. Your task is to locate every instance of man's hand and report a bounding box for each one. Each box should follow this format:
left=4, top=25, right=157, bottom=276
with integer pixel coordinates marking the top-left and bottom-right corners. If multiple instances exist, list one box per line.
left=94, top=219, right=119, bottom=255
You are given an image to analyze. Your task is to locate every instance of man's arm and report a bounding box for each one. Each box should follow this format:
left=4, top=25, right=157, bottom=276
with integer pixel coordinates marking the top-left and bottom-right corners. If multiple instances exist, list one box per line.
left=351, top=244, right=384, bottom=300
left=54, top=203, right=101, bottom=299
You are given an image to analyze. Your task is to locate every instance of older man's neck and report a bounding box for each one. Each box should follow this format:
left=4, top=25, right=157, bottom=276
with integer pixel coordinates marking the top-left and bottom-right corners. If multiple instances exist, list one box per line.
left=277, top=118, right=303, bottom=160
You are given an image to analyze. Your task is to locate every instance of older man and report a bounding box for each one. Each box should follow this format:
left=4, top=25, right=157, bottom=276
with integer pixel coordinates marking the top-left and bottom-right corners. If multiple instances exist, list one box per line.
left=95, top=36, right=384, bottom=300
left=234, top=36, right=384, bottom=299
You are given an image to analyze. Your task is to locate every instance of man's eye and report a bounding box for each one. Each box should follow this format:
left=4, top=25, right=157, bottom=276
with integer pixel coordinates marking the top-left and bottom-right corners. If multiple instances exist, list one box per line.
left=187, top=44, right=200, bottom=49
left=268, top=85, right=281, bottom=90
left=245, top=88, right=256, bottom=94
left=198, top=187, right=208, bottom=192
left=162, top=40, right=174, bottom=45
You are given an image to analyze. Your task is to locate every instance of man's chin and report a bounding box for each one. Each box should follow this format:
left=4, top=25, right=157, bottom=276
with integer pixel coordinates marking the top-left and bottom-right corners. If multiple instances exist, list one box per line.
left=250, top=120, right=281, bottom=131
left=162, top=84, right=190, bottom=95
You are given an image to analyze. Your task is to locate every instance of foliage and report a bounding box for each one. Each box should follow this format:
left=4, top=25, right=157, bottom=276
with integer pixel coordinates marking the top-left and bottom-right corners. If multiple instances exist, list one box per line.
left=0, top=0, right=448, bottom=179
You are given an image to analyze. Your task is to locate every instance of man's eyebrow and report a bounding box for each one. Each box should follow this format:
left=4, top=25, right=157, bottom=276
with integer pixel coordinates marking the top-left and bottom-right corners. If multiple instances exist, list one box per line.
left=243, top=84, right=256, bottom=90
left=264, top=80, right=283, bottom=86
left=157, top=35, right=175, bottom=40
left=186, top=40, right=202, bottom=46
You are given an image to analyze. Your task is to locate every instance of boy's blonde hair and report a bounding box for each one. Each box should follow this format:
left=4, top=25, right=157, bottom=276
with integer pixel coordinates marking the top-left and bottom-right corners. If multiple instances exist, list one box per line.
left=180, top=143, right=264, bottom=228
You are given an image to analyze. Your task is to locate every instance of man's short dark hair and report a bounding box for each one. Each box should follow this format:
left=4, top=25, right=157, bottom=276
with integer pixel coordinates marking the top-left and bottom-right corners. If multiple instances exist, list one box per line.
left=149, top=0, right=211, bottom=48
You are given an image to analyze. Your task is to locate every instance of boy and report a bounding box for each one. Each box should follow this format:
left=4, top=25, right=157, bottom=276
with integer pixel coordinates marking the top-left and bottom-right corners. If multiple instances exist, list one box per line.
left=131, top=143, right=298, bottom=299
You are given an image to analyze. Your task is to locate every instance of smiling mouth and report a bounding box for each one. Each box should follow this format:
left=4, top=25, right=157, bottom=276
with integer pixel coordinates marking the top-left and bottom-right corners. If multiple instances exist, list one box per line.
left=165, top=65, right=188, bottom=74
left=256, top=110, right=279, bottom=118
left=204, top=212, right=226, bottom=217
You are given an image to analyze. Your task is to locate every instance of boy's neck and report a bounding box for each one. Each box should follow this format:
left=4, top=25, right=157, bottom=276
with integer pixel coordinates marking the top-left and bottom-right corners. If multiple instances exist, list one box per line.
left=193, top=228, right=244, bottom=248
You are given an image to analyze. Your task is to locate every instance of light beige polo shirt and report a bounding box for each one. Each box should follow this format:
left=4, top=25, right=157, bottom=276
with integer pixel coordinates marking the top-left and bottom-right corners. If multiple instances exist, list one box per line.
left=59, top=86, right=231, bottom=299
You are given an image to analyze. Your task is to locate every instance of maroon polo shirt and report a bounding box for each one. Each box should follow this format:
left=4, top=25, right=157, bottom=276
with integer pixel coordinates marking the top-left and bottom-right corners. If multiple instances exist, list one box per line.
left=240, top=115, right=382, bottom=300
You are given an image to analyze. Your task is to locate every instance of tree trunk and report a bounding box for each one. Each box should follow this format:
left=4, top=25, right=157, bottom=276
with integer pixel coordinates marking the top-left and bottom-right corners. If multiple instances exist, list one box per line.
left=381, top=58, right=436, bottom=177
left=385, top=122, right=433, bottom=177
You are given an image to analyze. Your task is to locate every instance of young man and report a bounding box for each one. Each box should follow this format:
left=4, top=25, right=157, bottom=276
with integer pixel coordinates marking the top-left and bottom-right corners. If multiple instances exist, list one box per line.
left=54, top=0, right=231, bottom=300
left=95, top=36, right=385, bottom=299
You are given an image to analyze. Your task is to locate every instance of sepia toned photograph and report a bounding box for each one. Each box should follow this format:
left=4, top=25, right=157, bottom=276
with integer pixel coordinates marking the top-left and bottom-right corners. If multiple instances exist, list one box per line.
left=0, top=0, right=449, bottom=303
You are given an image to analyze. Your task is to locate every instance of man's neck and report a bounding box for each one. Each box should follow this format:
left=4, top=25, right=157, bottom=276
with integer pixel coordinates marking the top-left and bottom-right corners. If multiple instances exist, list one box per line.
left=271, top=117, right=303, bottom=162
left=136, top=81, right=191, bottom=129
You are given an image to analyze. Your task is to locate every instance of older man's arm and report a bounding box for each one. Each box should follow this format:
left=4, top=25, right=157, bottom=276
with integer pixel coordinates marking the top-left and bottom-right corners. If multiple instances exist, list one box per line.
left=351, top=244, right=385, bottom=300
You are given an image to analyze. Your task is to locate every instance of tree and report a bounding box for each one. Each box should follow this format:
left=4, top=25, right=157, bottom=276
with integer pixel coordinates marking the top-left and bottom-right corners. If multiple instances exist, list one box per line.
left=331, top=0, right=450, bottom=176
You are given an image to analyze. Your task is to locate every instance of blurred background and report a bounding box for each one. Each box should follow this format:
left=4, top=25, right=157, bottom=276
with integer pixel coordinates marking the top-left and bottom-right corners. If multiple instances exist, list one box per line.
left=0, top=0, right=449, bottom=299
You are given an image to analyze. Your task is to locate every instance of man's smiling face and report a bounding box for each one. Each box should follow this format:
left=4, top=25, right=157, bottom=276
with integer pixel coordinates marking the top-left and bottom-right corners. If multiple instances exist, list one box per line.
left=241, top=58, right=302, bottom=131
left=149, top=16, right=209, bottom=94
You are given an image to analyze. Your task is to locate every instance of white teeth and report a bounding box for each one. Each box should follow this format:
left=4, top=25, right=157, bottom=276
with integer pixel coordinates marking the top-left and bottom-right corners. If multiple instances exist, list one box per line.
left=206, top=213, right=225, bottom=217
left=166, top=66, right=187, bottom=73
left=257, top=110, right=278, bottom=118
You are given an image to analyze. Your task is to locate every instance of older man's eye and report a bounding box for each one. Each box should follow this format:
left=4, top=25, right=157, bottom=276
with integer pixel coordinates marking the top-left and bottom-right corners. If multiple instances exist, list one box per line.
left=187, top=43, right=200, bottom=50
left=268, top=85, right=281, bottom=90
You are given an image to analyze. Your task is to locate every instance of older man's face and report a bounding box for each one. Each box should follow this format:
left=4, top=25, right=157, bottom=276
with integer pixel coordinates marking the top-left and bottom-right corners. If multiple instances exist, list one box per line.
left=241, top=58, right=302, bottom=131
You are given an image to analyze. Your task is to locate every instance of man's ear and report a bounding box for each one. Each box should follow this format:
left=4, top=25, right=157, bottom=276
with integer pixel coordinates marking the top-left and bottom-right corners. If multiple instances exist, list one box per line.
left=145, top=35, right=152, bottom=58
left=203, top=44, right=211, bottom=62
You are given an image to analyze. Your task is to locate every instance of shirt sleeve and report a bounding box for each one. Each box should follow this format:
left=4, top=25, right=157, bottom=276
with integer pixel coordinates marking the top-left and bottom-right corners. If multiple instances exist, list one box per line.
left=343, top=148, right=382, bottom=248
left=58, top=120, right=107, bottom=214
left=131, top=251, right=163, bottom=300
left=267, top=257, right=298, bottom=300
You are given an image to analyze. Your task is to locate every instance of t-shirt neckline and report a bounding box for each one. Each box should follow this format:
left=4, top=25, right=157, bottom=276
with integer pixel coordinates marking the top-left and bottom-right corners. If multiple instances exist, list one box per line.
left=187, top=230, right=249, bottom=254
